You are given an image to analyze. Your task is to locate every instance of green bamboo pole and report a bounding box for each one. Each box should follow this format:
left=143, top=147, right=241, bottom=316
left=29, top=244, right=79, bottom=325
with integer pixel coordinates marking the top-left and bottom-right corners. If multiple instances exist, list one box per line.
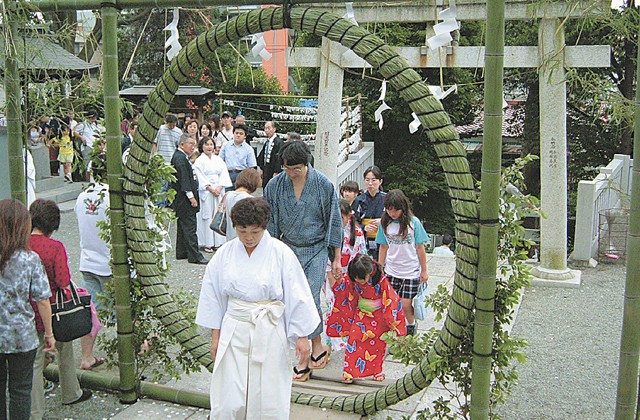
left=102, top=4, right=138, bottom=404
left=44, top=365, right=210, bottom=409
left=5, top=1, right=26, bottom=204
left=469, top=0, right=505, bottom=416
left=614, top=28, right=640, bottom=420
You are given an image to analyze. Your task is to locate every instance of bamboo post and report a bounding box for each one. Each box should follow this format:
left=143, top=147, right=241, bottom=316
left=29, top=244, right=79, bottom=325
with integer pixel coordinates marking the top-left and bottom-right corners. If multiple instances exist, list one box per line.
left=614, top=28, right=640, bottom=419
left=101, top=4, right=138, bottom=404
left=469, top=0, right=505, bottom=416
left=5, top=1, right=26, bottom=203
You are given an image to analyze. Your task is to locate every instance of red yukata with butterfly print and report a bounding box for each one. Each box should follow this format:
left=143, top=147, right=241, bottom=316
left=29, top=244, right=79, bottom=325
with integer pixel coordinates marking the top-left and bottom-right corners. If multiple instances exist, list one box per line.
left=327, top=273, right=407, bottom=380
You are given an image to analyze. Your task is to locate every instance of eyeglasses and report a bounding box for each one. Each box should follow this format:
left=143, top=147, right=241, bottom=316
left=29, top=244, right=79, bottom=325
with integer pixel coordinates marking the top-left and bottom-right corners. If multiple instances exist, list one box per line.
left=282, top=165, right=305, bottom=173
left=364, top=178, right=379, bottom=183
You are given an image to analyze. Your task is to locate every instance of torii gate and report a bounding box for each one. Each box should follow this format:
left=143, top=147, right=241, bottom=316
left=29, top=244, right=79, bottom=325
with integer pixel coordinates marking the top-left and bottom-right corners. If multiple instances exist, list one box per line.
left=293, top=1, right=610, bottom=285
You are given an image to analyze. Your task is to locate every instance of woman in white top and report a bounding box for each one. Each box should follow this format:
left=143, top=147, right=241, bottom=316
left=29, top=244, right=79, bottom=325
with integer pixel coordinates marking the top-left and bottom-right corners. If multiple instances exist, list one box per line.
left=194, top=136, right=232, bottom=252
left=196, top=198, right=319, bottom=419
left=224, top=168, right=261, bottom=241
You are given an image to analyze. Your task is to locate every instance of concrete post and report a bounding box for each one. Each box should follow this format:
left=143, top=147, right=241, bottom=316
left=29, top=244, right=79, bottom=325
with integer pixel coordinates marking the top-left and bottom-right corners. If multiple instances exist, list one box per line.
left=531, top=18, right=576, bottom=282
left=314, top=38, right=345, bottom=185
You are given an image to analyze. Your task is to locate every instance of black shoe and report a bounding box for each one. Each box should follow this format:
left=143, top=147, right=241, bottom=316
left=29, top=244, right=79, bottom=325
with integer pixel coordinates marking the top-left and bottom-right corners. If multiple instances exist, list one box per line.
left=406, top=324, right=416, bottom=336
left=64, top=389, right=92, bottom=405
left=176, top=256, right=188, bottom=260
left=190, top=259, right=209, bottom=265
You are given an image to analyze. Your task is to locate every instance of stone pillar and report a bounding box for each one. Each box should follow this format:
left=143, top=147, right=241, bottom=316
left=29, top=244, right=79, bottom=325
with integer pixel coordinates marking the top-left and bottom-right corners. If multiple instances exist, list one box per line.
left=314, top=38, right=345, bottom=185
left=531, top=18, right=576, bottom=282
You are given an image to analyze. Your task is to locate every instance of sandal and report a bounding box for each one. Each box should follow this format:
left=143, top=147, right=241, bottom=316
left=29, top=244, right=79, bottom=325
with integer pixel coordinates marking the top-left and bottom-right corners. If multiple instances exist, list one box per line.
left=310, top=346, right=331, bottom=370
left=203, top=247, right=215, bottom=253
left=293, top=366, right=312, bottom=382
left=372, top=373, right=386, bottom=382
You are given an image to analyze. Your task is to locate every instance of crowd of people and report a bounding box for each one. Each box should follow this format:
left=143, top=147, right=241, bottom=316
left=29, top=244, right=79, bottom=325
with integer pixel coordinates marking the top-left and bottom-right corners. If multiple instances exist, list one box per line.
left=1, top=107, right=458, bottom=419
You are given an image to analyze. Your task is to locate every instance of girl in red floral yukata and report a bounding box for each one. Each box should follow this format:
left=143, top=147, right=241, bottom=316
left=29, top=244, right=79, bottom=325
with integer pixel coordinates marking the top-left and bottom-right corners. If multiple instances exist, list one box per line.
left=327, top=254, right=406, bottom=383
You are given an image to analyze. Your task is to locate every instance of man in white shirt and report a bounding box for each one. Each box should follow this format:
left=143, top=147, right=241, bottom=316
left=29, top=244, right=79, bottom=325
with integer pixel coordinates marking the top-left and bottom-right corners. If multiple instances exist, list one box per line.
left=74, top=164, right=111, bottom=370
left=433, top=234, right=455, bottom=255
left=153, top=114, right=182, bottom=163
left=73, top=110, right=104, bottom=164
left=218, top=111, right=234, bottom=145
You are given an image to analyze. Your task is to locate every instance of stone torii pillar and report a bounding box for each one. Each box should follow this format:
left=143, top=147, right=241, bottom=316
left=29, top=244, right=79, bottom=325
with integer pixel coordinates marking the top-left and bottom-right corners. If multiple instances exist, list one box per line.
left=314, top=38, right=345, bottom=184
left=530, top=18, right=579, bottom=284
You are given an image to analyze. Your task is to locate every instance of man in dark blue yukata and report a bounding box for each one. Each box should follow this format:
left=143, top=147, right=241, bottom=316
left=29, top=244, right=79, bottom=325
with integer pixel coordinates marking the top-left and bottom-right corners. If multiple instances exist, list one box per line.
left=263, top=140, right=343, bottom=381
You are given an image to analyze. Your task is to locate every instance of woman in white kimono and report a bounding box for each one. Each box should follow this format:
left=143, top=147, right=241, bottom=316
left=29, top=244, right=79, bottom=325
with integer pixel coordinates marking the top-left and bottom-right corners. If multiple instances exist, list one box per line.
left=196, top=198, right=319, bottom=419
left=193, top=136, right=232, bottom=252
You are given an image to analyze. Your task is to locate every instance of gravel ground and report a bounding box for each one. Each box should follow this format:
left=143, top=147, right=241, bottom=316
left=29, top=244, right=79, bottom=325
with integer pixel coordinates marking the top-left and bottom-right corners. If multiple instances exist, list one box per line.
left=497, top=263, right=626, bottom=419
left=41, top=210, right=629, bottom=419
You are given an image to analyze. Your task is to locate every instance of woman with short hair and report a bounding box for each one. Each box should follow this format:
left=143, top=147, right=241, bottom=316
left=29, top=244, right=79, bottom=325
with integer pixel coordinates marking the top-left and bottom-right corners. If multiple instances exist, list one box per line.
left=224, top=168, right=261, bottom=241
left=196, top=198, right=319, bottom=418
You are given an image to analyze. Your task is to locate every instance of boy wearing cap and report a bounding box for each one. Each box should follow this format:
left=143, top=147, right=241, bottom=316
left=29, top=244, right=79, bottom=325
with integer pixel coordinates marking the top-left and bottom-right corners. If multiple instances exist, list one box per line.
left=219, top=111, right=234, bottom=145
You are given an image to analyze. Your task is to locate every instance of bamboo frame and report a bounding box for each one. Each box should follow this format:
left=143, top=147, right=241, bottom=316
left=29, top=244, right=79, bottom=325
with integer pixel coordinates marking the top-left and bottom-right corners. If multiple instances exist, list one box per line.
left=123, top=6, right=479, bottom=414
left=469, top=0, right=505, bottom=416
left=614, top=28, right=640, bottom=420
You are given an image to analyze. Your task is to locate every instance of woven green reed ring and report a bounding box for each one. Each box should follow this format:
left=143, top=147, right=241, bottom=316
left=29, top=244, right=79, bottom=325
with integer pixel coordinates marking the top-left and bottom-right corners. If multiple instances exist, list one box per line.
left=123, top=6, right=479, bottom=415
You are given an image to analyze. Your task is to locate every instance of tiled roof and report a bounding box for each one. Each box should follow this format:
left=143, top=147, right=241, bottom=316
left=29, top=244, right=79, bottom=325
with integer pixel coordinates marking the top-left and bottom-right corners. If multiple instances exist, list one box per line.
left=456, top=101, right=525, bottom=138
left=0, top=35, right=98, bottom=77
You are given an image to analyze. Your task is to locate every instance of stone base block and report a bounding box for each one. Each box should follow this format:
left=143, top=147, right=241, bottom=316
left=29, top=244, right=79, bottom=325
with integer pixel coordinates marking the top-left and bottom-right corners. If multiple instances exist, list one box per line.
left=529, top=267, right=582, bottom=288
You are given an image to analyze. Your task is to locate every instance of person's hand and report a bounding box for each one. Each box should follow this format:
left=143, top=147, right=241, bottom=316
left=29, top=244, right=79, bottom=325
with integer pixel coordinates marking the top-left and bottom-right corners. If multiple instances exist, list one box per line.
left=365, top=218, right=380, bottom=233
left=190, top=197, right=197, bottom=207
left=419, top=270, right=429, bottom=284
left=295, top=337, right=310, bottom=365
left=210, top=336, right=219, bottom=361
left=44, top=334, right=56, bottom=352
left=331, top=258, right=342, bottom=281
left=214, top=186, right=223, bottom=197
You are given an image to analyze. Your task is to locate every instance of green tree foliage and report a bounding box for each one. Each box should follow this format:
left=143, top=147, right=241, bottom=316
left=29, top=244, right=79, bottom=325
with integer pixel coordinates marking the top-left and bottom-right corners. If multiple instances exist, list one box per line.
left=295, top=22, right=485, bottom=235
left=117, top=7, right=285, bottom=119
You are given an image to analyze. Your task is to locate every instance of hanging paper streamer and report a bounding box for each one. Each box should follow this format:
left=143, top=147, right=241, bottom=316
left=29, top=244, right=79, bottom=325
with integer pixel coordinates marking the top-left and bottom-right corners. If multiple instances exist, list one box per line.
left=251, top=33, right=272, bottom=61
left=409, top=112, right=421, bottom=134
left=426, top=0, right=459, bottom=50
left=374, top=102, right=391, bottom=130
left=343, top=2, right=358, bottom=25
left=428, top=84, right=458, bottom=100
left=375, top=80, right=391, bottom=130
left=163, top=8, right=182, bottom=61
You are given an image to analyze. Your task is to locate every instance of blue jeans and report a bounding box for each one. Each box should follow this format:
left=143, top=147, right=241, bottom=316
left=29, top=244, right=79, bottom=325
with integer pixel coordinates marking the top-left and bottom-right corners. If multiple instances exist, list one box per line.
left=0, top=348, right=37, bottom=420
left=81, top=271, right=112, bottom=312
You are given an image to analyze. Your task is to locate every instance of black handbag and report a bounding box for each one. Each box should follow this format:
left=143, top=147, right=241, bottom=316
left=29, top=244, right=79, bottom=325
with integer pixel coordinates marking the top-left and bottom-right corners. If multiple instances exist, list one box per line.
left=51, top=282, right=92, bottom=342
left=210, top=192, right=228, bottom=236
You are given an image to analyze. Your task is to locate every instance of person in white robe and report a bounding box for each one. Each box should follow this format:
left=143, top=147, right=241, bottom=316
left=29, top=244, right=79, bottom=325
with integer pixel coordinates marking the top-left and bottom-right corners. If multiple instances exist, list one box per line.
left=196, top=198, right=319, bottom=419
left=24, top=148, right=37, bottom=208
left=193, top=137, right=232, bottom=252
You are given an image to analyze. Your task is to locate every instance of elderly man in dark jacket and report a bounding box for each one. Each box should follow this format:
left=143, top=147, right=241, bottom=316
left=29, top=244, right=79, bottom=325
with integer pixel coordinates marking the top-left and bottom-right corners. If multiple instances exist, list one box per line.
left=171, top=133, right=207, bottom=264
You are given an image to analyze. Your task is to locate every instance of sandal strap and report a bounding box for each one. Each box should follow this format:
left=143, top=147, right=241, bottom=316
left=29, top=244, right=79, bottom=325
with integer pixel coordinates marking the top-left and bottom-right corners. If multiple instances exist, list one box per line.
left=310, top=350, right=327, bottom=363
left=293, top=366, right=311, bottom=375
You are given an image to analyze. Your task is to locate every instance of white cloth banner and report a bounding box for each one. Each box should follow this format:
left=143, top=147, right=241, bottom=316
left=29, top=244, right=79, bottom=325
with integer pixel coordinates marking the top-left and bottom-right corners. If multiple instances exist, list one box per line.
left=343, top=2, right=358, bottom=25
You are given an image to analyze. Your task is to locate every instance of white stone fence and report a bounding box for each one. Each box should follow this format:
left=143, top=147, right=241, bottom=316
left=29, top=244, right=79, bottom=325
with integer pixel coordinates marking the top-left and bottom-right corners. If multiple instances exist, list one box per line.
left=572, top=154, right=633, bottom=264
left=336, top=141, right=374, bottom=190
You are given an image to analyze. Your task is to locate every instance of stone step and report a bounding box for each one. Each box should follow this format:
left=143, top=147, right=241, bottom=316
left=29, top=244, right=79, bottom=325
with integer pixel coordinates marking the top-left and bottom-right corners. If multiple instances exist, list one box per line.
left=36, top=181, right=84, bottom=207
left=35, top=175, right=66, bottom=192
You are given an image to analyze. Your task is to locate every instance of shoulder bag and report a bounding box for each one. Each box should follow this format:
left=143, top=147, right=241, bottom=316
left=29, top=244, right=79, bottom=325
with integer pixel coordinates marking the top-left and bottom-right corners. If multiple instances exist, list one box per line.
left=52, top=282, right=93, bottom=342
left=210, top=192, right=228, bottom=236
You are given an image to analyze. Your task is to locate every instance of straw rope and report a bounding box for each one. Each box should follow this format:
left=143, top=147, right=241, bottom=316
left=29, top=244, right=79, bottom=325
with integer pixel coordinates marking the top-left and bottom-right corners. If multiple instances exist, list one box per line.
left=124, top=6, right=479, bottom=415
